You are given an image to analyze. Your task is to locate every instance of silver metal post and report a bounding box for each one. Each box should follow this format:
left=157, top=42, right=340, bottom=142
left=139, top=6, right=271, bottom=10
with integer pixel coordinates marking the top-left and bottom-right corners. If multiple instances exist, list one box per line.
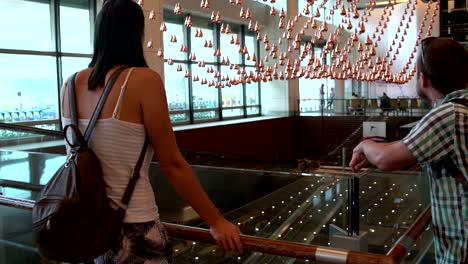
left=342, top=147, right=346, bottom=168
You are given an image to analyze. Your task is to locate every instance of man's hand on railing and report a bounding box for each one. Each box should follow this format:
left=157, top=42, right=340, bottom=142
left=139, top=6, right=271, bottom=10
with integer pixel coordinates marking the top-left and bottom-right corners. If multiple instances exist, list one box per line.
left=209, top=218, right=244, bottom=253
left=349, top=142, right=371, bottom=172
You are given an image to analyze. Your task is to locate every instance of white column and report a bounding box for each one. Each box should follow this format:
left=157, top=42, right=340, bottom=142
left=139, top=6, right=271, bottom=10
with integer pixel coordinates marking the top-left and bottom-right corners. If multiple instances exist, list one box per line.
left=287, top=0, right=299, bottom=116
left=141, top=0, right=165, bottom=81
left=335, top=79, right=345, bottom=114
left=261, top=4, right=288, bottom=116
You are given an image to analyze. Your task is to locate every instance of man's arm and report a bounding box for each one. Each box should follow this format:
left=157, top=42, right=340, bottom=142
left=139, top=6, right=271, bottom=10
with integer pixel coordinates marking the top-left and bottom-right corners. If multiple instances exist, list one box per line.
left=350, top=140, right=417, bottom=172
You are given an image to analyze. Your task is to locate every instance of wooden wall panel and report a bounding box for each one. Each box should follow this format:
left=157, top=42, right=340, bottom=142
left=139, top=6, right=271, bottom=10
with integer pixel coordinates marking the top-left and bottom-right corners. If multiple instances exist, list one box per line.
left=174, top=117, right=298, bottom=162
left=33, top=116, right=418, bottom=165
left=174, top=116, right=366, bottom=163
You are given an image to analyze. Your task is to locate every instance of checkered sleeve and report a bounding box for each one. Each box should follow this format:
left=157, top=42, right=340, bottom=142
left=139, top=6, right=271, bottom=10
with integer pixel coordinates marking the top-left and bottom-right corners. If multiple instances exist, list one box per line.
left=453, top=104, right=468, bottom=181
left=402, top=104, right=455, bottom=163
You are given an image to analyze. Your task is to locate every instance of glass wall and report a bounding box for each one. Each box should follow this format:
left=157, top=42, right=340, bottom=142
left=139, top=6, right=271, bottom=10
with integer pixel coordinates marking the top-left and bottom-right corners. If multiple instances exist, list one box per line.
left=254, top=0, right=287, bottom=11
left=0, top=2, right=262, bottom=143
left=163, top=12, right=261, bottom=124
left=297, top=2, right=339, bottom=25
left=0, top=0, right=94, bottom=133
left=298, top=42, right=330, bottom=112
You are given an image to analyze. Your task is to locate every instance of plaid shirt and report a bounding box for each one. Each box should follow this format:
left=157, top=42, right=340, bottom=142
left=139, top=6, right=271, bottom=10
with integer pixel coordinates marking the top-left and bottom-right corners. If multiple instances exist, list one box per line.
left=403, top=89, right=468, bottom=264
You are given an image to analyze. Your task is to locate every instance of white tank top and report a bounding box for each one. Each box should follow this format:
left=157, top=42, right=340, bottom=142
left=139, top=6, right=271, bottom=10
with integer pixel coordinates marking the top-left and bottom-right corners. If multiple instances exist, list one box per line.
left=62, top=68, right=158, bottom=223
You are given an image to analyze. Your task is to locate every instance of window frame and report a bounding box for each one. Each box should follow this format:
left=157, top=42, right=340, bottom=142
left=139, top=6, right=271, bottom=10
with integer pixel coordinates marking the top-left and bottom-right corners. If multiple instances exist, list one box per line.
left=0, top=0, right=96, bottom=128
left=163, top=10, right=262, bottom=125
left=0, top=4, right=261, bottom=132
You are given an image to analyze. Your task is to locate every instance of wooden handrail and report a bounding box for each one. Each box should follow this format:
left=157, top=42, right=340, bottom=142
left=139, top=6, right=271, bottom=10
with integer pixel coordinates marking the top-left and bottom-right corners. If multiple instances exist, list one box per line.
left=386, top=206, right=432, bottom=263
left=0, top=195, right=397, bottom=263
left=164, top=222, right=394, bottom=264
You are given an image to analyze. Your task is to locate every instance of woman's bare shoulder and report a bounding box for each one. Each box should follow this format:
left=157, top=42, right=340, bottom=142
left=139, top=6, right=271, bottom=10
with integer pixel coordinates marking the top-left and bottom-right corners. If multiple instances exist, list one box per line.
left=132, top=67, right=163, bottom=82
left=63, top=68, right=92, bottom=86
left=129, top=67, right=164, bottom=94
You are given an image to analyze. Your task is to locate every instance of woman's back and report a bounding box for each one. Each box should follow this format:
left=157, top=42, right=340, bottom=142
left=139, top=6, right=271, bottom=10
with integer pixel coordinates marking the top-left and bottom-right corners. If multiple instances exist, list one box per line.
left=61, top=67, right=160, bottom=223
left=58, top=1, right=242, bottom=262
left=62, top=67, right=148, bottom=124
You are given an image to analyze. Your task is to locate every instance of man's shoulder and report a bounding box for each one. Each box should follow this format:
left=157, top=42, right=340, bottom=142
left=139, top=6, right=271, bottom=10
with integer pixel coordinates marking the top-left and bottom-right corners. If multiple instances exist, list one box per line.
left=408, top=103, right=455, bottom=135
left=427, top=100, right=456, bottom=117
left=427, top=96, right=468, bottom=120
left=447, top=97, right=468, bottom=109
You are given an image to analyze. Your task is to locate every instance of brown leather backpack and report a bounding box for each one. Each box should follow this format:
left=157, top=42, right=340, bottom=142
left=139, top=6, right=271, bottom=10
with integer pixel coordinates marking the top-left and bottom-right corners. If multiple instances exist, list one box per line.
left=32, top=67, right=148, bottom=263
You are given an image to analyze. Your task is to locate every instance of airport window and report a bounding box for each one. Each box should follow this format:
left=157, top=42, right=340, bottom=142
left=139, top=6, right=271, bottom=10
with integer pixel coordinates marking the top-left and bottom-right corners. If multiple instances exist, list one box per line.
left=0, top=53, right=58, bottom=123
left=163, top=21, right=187, bottom=61
left=163, top=11, right=261, bottom=124
left=298, top=41, right=331, bottom=113
left=0, top=3, right=261, bottom=142
left=61, top=57, right=92, bottom=84
left=165, top=61, right=190, bottom=123
left=244, top=35, right=257, bottom=66
left=0, top=0, right=95, bottom=138
left=60, top=0, right=93, bottom=54
left=0, top=0, right=54, bottom=52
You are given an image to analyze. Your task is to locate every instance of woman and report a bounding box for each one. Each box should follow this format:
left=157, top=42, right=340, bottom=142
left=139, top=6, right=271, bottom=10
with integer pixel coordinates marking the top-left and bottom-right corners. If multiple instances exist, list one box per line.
left=61, top=0, right=242, bottom=263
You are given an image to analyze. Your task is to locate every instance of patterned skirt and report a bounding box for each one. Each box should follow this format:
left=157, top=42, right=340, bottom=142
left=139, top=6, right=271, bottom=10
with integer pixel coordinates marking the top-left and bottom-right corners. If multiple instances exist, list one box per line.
left=94, top=218, right=173, bottom=264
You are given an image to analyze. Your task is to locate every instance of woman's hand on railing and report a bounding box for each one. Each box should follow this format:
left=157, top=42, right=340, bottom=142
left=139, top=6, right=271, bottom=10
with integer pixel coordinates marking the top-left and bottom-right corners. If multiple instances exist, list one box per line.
left=209, top=218, right=243, bottom=253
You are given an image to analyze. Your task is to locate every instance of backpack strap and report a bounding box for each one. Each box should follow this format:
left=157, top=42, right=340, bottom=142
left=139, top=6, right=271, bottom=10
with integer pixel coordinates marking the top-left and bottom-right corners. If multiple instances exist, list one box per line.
left=65, top=73, right=83, bottom=147
left=120, top=136, right=150, bottom=210
left=83, top=67, right=128, bottom=142
left=67, top=73, right=79, bottom=127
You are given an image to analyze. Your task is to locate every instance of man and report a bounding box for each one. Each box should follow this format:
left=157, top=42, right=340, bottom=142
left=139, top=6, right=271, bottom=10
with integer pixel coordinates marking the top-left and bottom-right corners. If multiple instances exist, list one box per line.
left=350, top=92, right=364, bottom=115
left=350, top=37, right=468, bottom=264
left=327, top=87, right=335, bottom=109
left=319, top=84, right=325, bottom=111
left=380, top=92, right=392, bottom=115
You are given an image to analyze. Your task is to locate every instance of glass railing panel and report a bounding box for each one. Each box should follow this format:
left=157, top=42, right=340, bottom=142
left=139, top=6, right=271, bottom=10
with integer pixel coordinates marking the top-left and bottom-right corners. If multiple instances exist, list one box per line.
left=0, top=204, right=40, bottom=263
left=0, top=124, right=64, bottom=153
left=149, top=164, right=303, bottom=225
left=402, top=226, right=435, bottom=264
left=221, top=176, right=348, bottom=244
left=0, top=151, right=304, bottom=224
left=0, top=149, right=434, bottom=263
left=299, top=98, right=431, bottom=117
left=1, top=199, right=325, bottom=264
left=0, top=150, right=65, bottom=197
left=358, top=170, right=431, bottom=254
left=233, top=179, right=349, bottom=261
left=159, top=169, right=351, bottom=263
left=0, top=157, right=316, bottom=263
left=0, top=186, right=35, bottom=200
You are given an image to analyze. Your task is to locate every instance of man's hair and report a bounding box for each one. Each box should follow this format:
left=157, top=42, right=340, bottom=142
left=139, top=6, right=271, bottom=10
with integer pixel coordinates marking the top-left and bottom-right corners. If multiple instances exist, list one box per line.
left=417, top=37, right=468, bottom=94
left=88, top=0, right=148, bottom=90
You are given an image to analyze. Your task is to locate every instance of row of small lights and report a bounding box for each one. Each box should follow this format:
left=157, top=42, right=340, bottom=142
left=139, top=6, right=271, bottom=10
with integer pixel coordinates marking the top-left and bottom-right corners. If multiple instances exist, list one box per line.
left=173, top=175, right=427, bottom=261
left=359, top=175, right=425, bottom=250
left=174, top=177, right=337, bottom=261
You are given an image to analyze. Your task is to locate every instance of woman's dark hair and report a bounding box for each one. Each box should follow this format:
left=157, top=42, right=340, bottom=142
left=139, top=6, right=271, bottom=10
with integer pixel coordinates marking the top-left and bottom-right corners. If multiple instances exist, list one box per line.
left=417, top=37, right=468, bottom=94
left=88, top=0, right=148, bottom=90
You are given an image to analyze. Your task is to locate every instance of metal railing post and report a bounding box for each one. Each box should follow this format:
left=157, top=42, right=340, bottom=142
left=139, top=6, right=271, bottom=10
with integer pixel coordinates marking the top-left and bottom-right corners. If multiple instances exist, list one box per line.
left=342, top=147, right=346, bottom=168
